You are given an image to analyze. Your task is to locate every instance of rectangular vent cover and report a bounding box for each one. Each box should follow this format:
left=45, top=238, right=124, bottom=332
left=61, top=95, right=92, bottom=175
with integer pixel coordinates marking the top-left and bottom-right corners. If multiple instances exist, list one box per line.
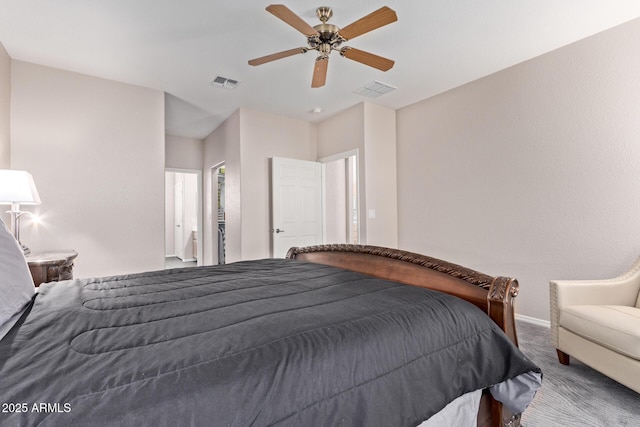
left=354, top=80, right=396, bottom=98
left=210, top=76, right=239, bottom=90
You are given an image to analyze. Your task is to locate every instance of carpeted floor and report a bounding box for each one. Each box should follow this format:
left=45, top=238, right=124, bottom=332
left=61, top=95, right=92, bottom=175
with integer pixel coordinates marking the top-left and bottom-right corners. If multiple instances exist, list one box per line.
left=517, top=320, right=639, bottom=426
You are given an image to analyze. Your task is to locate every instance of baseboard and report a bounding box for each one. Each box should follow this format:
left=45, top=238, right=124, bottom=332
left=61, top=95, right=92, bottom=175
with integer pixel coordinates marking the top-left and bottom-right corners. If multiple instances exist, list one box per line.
left=166, top=255, right=197, bottom=263
left=515, top=313, right=550, bottom=328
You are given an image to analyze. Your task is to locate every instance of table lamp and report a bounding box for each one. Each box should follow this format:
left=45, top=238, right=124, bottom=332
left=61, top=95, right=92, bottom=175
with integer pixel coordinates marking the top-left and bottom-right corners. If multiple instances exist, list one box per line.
left=0, top=169, right=41, bottom=255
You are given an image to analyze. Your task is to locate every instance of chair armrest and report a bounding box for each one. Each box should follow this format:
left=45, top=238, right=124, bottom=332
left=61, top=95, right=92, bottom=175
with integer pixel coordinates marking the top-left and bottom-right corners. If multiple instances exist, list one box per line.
left=549, top=256, right=640, bottom=347
left=550, top=276, right=640, bottom=308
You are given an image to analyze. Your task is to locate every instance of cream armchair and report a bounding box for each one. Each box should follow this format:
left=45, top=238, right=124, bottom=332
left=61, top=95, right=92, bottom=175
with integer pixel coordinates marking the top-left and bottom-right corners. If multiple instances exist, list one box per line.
left=550, top=257, right=640, bottom=394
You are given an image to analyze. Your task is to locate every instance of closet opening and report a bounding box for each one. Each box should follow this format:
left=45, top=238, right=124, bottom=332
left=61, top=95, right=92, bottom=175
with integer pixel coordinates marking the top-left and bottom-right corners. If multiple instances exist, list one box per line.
left=214, top=164, right=226, bottom=265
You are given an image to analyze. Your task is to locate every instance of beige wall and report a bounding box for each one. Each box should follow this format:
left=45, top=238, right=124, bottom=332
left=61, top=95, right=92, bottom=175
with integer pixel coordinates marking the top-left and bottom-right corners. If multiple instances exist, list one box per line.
left=363, top=103, right=398, bottom=248
left=317, top=104, right=367, bottom=242
left=239, top=108, right=316, bottom=260
left=6, top=15, right=635, bottom=326
left=165, top=134, right=203, bottom=170
left=317, top=102, right=398, bottom=247
left=203, top=108, right=317, bottom=263
left=324, top=158, right=347, bottom=243
left=0, top=42, right=9, bottom=227
left=203, top=109, right=241, bottom=264
left=165, top=172, right=176, bottom=257
left=0, top=42, right=9, bottom=170
left=11, top=61, right=165, bottom=278
left=396, top=18, right=640, bottom=321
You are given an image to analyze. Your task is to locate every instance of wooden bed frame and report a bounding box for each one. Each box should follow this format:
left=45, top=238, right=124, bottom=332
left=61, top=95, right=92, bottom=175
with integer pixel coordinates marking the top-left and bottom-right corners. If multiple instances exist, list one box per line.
left=286, top=244, right=522, bottom=427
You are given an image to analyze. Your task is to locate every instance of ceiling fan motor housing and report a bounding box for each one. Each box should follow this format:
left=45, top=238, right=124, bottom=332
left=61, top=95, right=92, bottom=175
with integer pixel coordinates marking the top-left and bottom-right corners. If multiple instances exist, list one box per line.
left=316, top=6, right=332, bottom=22
left=310, top=24, right=341, bottom=54
left=308, top=6, right=342, bottom=56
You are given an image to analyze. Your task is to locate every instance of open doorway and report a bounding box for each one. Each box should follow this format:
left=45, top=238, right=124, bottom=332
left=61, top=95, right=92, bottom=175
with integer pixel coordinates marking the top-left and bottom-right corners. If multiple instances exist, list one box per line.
left=212, top=164, right=226, bottom=265
left=320, top=150, right=359, bottom=245
left=269, top=152, right=360, bottom=258
left=165, top=169, right=203, bottom=269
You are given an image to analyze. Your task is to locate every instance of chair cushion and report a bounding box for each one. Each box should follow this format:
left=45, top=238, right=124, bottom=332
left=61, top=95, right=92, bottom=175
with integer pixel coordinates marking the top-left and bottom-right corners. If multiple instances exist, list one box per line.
left=560, top=305, right=640, bottom=360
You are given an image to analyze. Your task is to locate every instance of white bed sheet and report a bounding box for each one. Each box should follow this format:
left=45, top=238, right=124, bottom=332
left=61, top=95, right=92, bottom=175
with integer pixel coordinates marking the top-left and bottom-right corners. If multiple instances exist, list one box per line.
left=417, top=389, right=482, bottom=427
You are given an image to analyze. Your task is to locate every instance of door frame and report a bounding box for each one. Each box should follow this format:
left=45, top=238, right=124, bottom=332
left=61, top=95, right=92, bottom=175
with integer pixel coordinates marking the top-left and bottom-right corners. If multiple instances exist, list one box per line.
left=318, top=149, right=360, bottom=244
left=165, top=168, right=203, bottom=266
left=211, top=162, right=226, bottom=265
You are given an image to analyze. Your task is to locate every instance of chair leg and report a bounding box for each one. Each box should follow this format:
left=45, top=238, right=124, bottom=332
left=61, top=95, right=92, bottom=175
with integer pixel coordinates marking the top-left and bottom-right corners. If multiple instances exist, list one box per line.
left=556, top=349, right=570, bottom=365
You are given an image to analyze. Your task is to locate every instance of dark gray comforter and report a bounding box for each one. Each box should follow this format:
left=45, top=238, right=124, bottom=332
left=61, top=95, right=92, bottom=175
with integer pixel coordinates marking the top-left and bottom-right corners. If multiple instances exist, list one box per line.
left=0, top=259, right=540, bottom=426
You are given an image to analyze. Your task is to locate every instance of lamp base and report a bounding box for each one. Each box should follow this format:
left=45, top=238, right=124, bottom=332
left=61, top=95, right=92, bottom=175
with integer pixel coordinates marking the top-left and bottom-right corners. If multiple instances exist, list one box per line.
left=7, top=206, right=33, bottom=256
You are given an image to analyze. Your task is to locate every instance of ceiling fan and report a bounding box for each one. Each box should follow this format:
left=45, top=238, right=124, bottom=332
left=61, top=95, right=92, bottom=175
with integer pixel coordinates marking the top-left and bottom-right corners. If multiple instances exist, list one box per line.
left=248, top=4, right=397, bottom=88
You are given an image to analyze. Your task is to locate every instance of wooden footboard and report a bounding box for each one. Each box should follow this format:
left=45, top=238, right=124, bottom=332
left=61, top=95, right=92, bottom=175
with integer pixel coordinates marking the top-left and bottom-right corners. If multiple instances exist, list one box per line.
left=286, top=244, right=521, bottom=427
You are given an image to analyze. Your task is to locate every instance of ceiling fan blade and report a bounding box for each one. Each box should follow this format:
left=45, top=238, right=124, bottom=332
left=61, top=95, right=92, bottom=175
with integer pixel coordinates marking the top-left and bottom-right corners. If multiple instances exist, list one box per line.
left=311, top=56, right=329, bottom=88
left=338, top=6, right=397, bottom=41
left=340, top=47, right=394, bottom=71
left=266, top=4, right=319, bottom=37
left=248, top=48, right=306, bottom=66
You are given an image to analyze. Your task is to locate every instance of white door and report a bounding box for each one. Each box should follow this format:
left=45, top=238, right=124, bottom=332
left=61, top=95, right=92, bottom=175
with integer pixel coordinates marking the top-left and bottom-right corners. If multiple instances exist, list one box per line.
left=174, top=180, right=184, bottom=260
left=271, top=157, right=323, bottom=258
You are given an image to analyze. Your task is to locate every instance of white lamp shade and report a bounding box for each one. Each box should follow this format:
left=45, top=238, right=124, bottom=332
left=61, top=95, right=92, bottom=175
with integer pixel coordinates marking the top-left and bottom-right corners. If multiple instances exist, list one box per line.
left=0, top=170, right=42, bottom=205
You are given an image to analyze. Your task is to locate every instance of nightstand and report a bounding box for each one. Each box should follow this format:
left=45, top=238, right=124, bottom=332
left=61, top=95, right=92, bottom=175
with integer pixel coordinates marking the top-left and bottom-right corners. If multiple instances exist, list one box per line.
left=26, top=250, right=78, bottom=287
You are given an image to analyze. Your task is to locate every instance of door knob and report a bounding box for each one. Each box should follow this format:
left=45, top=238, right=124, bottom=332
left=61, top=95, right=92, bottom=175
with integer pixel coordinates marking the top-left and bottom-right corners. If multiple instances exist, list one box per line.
left=273, top=228, right=285, bottom=233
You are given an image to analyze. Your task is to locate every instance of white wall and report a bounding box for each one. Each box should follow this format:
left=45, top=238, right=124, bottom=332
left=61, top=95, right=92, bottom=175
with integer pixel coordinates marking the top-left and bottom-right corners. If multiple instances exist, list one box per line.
left=396, top=18, right=640, bottom=321
left=11, top=61, right=165, bottom=278
left=0, top=42, right=9, bottom=171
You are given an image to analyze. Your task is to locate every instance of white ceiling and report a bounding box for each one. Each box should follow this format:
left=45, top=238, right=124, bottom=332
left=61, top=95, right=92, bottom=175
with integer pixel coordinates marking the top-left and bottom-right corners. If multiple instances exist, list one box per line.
left=1, top=1, right=640, bottom=139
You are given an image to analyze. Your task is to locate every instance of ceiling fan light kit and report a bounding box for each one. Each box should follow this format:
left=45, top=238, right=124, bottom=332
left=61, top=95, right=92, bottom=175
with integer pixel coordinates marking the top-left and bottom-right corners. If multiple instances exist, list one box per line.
left=248, top=4, right=397, bottom=88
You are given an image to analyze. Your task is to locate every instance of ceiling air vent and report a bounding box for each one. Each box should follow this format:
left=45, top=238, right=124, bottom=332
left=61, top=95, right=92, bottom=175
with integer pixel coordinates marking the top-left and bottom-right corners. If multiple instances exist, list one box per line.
left=210, top=76, right=239, bottom=90
left=354, top=80, right=396, bottom=98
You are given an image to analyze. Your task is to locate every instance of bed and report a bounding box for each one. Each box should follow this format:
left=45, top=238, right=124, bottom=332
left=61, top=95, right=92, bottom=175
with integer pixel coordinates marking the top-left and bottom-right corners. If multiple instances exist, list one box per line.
left=0, top=237, right=540, bottom=426
left=285, top=245, right=540, bottom=427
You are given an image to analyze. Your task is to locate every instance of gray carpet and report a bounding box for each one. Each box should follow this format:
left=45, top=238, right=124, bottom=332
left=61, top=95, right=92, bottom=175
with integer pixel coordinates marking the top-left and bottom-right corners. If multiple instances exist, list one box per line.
left=517, top=320, right=639, bottom=426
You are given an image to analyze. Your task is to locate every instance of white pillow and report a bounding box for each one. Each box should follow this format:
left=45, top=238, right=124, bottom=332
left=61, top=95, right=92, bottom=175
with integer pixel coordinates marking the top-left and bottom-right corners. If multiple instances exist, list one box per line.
left=0, top=218, right=35, bottom=330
